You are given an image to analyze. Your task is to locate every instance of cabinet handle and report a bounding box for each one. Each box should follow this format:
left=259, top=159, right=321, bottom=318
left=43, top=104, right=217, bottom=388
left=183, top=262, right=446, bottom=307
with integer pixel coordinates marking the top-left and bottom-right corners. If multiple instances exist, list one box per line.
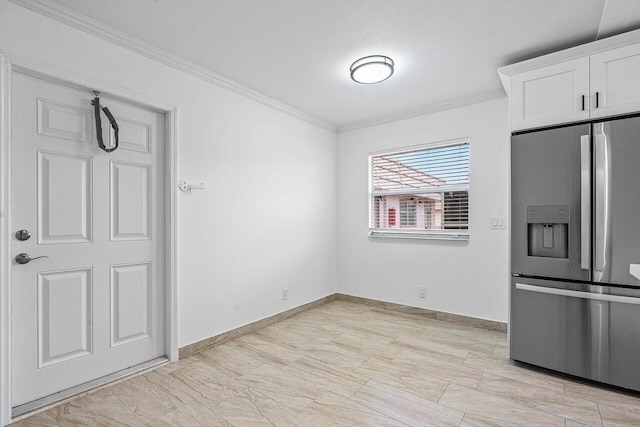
left=582, top=95, right=585, bottom=111
left=596, top=91, right=599, bottom=108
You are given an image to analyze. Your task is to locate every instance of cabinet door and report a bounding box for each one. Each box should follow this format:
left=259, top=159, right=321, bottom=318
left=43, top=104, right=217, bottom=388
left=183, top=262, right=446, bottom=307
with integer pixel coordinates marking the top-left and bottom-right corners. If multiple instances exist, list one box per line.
left=591, top=43, right=640, bottom=119
left=511, top=57, right=590, bottom=131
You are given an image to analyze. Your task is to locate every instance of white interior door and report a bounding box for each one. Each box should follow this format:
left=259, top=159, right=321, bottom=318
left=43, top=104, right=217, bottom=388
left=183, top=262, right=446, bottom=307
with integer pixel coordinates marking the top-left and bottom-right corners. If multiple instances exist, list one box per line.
left=11, top=72, right=165, bottom=407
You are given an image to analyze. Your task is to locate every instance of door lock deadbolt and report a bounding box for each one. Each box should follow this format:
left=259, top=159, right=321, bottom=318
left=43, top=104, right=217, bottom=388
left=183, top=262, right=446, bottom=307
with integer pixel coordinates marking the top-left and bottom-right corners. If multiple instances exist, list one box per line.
left=15, top=230, right=31, bottom=241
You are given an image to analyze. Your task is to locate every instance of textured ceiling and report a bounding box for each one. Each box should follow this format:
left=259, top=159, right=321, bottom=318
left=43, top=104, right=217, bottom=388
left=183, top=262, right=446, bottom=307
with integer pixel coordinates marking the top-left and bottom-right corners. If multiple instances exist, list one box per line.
left=25, top=0, right=632, bottom=130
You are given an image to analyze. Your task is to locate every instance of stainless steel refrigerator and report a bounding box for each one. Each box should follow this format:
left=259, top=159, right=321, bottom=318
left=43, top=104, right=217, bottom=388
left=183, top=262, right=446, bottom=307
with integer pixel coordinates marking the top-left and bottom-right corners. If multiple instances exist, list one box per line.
left=511, top=115, right=640, bottom=391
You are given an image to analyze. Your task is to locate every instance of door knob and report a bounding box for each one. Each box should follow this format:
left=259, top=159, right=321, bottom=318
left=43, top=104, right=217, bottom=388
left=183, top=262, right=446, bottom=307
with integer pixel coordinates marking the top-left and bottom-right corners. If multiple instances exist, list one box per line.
left=15, top=253, right=49, bottom=264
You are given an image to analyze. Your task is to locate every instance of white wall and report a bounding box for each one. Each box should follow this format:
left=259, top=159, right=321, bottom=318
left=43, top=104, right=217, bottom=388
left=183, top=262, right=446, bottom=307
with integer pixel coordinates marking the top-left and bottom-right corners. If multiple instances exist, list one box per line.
left=0, top=1, right=511, bottom=347
left=0, top=1, right=337, bottom=347
left=337, top=98, right=509, bottom=323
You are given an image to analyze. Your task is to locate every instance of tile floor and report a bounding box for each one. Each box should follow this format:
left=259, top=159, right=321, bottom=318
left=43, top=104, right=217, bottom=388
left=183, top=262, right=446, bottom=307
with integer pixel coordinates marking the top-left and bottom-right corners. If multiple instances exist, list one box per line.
left=10, top=300, right=640, bottom=426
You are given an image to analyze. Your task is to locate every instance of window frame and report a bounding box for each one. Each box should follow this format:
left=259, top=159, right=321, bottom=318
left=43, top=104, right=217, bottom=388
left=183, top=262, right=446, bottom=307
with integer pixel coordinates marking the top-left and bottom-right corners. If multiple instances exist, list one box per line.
left=368, top=137, right=470, bottom=240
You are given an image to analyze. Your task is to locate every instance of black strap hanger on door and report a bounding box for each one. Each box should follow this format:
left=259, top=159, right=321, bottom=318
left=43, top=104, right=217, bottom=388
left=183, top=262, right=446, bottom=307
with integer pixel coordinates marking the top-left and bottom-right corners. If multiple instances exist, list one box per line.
left=91, top=91, right=119, bottom=152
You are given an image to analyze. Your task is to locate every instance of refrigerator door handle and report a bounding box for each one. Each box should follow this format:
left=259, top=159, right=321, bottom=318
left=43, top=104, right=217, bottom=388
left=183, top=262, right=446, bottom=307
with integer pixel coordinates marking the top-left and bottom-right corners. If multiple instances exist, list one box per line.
left=516, top=283, right=640, bottom=305
left=594, top=124, right=611, bottom=278
left=580, top=135, right=591, bottom=270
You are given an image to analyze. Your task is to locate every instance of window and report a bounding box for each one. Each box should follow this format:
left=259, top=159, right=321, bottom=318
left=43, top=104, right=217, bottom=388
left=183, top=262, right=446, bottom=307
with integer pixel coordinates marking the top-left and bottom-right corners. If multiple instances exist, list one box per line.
left=399, top=198, right=416, bottom=227
left=368, top=138, right=470, bottom=240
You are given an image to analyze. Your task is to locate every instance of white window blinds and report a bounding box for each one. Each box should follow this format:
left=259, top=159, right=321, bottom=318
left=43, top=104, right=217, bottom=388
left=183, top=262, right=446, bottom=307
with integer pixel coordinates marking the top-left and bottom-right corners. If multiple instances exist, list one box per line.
left=369, top=138, right=470, bottom=240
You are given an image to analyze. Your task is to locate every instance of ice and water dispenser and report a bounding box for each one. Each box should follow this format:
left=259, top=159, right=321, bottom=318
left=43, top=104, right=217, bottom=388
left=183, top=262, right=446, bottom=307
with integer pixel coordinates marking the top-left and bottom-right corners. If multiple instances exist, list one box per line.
left=527, top=205, right=569, bottom=258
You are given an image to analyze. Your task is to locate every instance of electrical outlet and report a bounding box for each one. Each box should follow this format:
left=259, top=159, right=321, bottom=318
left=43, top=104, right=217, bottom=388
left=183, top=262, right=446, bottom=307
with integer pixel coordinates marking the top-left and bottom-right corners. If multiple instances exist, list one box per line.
left=419, top=286, right=427, bottom=298
left=283, top=288, right=289, bottom=301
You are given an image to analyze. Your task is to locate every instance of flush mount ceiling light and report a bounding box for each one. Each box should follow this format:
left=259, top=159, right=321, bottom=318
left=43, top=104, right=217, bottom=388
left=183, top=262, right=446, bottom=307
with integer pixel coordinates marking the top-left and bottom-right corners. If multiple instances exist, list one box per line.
left=350, top=55, right=394, bottom=84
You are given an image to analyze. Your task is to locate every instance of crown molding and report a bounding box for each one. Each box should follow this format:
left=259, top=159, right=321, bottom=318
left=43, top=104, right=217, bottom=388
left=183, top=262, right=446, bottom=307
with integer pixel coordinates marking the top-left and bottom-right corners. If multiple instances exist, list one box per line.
left=9, top=0, right=337, bottom=133
left=337, top=89, right=506, bottom=134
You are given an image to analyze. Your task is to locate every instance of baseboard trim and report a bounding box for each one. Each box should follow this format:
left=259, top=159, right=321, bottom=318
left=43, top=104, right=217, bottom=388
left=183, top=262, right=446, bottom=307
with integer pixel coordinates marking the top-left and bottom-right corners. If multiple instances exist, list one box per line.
left=335, top=294, right=507, bottom=332
left=179, top=293, right=506, bottom=359
left=178, top=294, right=337, bottom=359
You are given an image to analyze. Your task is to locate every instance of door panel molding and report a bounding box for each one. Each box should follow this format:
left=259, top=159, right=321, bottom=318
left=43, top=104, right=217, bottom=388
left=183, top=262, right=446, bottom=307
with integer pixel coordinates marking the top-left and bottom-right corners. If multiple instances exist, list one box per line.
left=110, top=262, right=152, bottom=347
left=37, top=150, right=93, bottom=244
left=36, top=98, right=92, bottom=143
left=0, top=52, right=178, bottom=426
left=38, top=268, right=93, bottom=368
left=111, top=116, right=151, bottom=153
left=109, top=160, right=151, bottom=241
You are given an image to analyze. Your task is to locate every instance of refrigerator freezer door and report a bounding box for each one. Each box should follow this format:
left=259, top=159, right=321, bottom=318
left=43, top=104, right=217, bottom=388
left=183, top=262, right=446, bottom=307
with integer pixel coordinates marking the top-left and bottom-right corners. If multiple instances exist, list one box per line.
left=512, top=124, right=591, bottom=281
left=594, top=117, right=640, bottom=286
left=511, top=278, right=640, bottom=392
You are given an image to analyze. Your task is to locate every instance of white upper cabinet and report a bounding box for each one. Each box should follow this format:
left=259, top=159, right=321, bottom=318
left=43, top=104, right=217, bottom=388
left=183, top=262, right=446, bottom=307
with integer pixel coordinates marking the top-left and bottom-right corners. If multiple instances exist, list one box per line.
left=500, top=30, right=640, bottom=131
left=511, top=58, right=590, bottom=131
left=590, top=43, right=640, bottom=119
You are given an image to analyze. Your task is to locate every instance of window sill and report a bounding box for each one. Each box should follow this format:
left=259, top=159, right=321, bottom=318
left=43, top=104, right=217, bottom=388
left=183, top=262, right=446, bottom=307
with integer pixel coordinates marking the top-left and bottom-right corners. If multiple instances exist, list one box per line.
left=368, top=229, right=469, bottom=241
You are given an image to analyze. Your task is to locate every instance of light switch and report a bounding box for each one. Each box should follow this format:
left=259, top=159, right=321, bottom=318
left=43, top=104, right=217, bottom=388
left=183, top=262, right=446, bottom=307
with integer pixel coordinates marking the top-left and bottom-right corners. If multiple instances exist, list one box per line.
left=490, top=216, right=506, bottom=229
